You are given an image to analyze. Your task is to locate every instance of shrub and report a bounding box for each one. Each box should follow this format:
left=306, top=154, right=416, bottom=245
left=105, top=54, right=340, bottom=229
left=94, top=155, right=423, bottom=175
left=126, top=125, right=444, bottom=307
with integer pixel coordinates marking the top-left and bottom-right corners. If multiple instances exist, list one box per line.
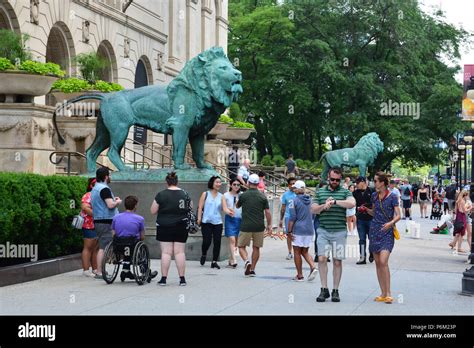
left=304, top=179, right=320, bottom=188
left=273, top=155, right=285, bottom=166
left=0, top=29, right=31, bottom=64
left=228, top=102, right=247, bottom=122
left=0, top=57, right=14, bottom=71
left=51, top=78, right=93, bottom=93
left=19, top=60, right=65, bottom=77
left=231, top=121, right=255, bottom=129
left=218, top=114, right=234, bottom=125
left=261, top=154, right=274, bottom=166
left=0, top=173, right=89, bottom=265
left=94, top=80, right=123, bottom=92
left=75, top=52, right=109, bottom=83
left=51, top=78, right=123, bottom=93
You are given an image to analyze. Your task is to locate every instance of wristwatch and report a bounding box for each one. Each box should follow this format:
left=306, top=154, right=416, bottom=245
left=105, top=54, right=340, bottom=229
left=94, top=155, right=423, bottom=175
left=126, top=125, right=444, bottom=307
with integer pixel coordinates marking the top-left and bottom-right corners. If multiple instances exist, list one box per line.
left=333, top=199, right=337, bottom=205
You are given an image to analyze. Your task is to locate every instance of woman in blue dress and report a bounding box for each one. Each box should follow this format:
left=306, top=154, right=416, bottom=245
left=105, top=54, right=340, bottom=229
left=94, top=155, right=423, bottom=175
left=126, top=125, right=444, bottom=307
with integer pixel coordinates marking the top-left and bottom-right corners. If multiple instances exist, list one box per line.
left=367, top=172, right=401, bottom=304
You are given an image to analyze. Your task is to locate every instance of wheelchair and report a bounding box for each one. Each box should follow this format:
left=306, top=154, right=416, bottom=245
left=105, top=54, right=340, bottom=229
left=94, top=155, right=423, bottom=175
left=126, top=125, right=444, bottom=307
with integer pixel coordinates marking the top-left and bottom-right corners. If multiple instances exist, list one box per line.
left=101, top=236, right=151, bottom=285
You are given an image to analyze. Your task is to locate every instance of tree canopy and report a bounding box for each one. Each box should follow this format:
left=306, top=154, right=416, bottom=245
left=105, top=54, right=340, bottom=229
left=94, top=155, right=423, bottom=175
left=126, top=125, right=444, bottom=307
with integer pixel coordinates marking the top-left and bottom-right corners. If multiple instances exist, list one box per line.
left=228, top=0, right=471, bottom=174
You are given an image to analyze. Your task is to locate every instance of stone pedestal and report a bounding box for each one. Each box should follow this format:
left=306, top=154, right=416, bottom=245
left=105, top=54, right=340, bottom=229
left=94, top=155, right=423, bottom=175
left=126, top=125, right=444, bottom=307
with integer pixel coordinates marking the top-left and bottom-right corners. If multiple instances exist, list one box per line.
left=0, top=104, right=56, bottom=175
left=109, top=180, right=229, bottom=261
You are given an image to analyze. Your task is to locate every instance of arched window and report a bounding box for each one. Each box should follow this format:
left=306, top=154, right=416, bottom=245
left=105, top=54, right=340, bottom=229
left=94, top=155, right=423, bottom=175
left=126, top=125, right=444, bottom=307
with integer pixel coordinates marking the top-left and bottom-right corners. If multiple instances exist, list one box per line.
left=133, top=56, right=153, bottom=144
left=46, top=22, right=76, bottom=76
left=97, top=40, right=118, bottom=83
left=0, top=0, right=20, bottom=33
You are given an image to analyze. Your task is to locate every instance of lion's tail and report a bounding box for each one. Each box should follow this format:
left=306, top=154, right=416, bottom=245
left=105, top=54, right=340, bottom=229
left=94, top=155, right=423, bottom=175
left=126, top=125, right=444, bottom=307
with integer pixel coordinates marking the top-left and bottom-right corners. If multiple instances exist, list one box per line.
left=53, top=94, right=105, bottom=144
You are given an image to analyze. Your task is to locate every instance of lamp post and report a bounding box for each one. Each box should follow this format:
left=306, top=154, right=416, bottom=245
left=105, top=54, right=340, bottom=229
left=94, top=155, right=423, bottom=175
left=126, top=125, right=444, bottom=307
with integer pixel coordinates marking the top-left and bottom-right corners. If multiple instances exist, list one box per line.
left=461, top=79, right=474, bottom=295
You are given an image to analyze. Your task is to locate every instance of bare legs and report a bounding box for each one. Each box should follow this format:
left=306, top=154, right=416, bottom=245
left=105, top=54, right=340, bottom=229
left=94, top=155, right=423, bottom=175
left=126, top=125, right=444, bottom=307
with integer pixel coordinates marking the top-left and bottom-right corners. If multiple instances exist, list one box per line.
left=318, top=256, right=342, bottom=289
left=81, top=238, right=98, bottom=271
left=239, top=245, right=260, bottom=271
left=293, top=246, right=316, bottom=278
left=160, top=242, right=186, bottom=277
left=374, top=250, right=391, bottom=297
left=228, top=236, right=237, bottom=265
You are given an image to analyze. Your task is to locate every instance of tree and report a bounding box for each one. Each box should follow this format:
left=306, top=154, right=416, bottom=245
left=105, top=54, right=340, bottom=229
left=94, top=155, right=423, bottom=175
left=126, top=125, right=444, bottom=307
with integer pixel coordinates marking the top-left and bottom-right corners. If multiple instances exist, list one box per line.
left=228, top=0, right=469, bottom=172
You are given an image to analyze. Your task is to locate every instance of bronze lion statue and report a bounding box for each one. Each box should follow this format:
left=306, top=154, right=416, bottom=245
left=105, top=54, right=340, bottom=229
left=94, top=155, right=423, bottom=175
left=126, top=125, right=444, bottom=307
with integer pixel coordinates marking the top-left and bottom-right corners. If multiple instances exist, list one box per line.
left=53, top=47, right=243, bottom=172
left=320, top=132, right=384, bottom=179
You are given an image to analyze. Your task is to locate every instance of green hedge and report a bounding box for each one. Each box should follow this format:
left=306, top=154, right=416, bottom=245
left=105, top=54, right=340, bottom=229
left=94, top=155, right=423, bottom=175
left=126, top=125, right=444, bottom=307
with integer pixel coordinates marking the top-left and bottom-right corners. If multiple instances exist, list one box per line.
left=0, top=173, right=88, bottom=263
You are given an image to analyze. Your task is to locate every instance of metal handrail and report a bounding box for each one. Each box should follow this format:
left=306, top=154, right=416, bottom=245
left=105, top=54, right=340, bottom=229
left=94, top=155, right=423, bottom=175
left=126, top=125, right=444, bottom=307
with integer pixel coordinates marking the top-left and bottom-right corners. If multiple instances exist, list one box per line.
left=124, top=138, right=281, bottom=198
left=49, top=151, right=112, bottom=176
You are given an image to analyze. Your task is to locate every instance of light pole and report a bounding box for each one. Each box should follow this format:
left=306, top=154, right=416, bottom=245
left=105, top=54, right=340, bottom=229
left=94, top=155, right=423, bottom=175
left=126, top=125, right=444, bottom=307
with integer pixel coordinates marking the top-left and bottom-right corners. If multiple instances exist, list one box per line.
left=461, top=79, right=474, bottom=295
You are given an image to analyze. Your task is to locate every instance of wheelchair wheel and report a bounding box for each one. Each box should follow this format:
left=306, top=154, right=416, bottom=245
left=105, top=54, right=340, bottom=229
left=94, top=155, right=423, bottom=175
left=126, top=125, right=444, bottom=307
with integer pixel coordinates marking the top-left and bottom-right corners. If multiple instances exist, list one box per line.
left=132, top=241, right=150, bottom=285
left=102, top=241, right=120, bottom=284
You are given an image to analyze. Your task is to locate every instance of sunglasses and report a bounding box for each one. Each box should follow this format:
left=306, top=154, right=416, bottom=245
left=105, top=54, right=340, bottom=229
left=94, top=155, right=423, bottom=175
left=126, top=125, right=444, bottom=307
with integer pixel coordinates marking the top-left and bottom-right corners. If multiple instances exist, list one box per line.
left=329, top=178, right=341, bottom=182
left=232, top=183, right=241, bottom=187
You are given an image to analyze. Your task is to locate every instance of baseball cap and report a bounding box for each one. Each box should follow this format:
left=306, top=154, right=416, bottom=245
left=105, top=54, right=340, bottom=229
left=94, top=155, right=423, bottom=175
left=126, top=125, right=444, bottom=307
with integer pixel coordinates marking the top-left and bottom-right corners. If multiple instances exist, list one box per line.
left=292, top=180, right=306, bottom=189
left=355, top=176, right=366, bottom=184
left=248, top=174, right=260, bottom=184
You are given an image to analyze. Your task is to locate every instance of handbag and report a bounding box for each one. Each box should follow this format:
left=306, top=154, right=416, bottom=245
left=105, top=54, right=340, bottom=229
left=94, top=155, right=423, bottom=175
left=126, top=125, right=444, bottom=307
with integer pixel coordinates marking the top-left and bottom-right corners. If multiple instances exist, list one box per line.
left=71, top=215, right=84, bottom=230
left=183, top=191, right=199, bottom=234
left=378, top=193, right=400, bottom=240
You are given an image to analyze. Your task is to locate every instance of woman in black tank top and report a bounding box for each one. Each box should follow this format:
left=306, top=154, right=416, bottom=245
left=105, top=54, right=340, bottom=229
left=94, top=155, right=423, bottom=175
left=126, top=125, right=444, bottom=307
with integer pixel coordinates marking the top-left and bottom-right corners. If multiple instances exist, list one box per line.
left=417, top=184, right=430, bottom=218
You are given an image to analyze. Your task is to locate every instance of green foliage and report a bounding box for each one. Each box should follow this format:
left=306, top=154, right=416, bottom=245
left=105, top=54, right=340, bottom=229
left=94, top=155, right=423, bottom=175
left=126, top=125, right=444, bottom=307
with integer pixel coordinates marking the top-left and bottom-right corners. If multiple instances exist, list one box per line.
left=51, top=78, right=123, bottom=93
left=93, top=80, right=124, bottom=92
left=0, top=173, right=88, bottom=261
left=261, top=154, right=274, bottom=166
left=75, top=52, right=109, bottom=83
left=231, top=121, right=255, bottom=129
left=273, top=155, right=285, bottom=166
left=229, top=1, right=469, bottom=170
left=19, top=60, right=65, bottom=77
left=0, top=29, right=31, bottom=64
left=304, top=180, right=320, bottom=188
left=51, top=78, right=93, bottom=93
left=228, top=102, right=247, bottom=122
left=0, top=57, right=14, bottom=71
left=218, top=114, right=234, bottom=124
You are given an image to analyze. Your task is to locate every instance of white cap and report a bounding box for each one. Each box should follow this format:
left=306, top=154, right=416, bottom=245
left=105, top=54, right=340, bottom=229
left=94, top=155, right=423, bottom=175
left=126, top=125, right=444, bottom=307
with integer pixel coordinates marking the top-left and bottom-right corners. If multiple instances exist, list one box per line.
left=248, top=174, right=260, bottom=184
left=292, top=180, right=306, bottom=189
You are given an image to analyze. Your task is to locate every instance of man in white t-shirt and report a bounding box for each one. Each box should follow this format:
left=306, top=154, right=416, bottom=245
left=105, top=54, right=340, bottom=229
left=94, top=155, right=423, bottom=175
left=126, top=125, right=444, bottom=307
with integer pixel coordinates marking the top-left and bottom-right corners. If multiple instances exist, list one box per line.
left=237, top=159, right=251, bottom=188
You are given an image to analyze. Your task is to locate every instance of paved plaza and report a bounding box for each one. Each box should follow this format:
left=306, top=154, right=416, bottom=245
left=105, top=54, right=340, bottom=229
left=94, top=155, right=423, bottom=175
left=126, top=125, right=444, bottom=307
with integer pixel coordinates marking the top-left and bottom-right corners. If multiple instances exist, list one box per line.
left=1, top=205, right=473, bottom=316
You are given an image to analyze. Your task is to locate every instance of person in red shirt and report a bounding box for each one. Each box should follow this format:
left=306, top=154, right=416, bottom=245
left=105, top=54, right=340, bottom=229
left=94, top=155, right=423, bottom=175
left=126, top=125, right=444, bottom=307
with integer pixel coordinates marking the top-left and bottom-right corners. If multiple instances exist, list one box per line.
left=80, top=178, right=99, bottom=277
left=257, top=171, right=266, bottom=193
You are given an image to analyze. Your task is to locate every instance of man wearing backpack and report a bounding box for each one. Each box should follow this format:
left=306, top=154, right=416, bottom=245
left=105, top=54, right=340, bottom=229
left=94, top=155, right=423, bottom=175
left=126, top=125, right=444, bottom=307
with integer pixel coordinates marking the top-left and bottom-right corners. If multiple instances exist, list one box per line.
left=445, top=183, right=457, bottom=213
left=400, top=179, right=412, bottom=220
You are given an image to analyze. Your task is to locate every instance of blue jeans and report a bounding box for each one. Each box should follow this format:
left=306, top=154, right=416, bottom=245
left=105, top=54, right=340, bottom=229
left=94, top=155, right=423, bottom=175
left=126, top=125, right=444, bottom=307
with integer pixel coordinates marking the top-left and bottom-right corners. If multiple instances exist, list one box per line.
left=357, top=219, right=372, bottom=259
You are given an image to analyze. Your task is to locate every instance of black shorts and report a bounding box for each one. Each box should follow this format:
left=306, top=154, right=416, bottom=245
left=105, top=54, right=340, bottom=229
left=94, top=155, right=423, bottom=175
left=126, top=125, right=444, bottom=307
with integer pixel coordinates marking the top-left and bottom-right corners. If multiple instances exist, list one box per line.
left=402, top=199, right=412, bottom=209
left=156, top=220, right=188, bottom=243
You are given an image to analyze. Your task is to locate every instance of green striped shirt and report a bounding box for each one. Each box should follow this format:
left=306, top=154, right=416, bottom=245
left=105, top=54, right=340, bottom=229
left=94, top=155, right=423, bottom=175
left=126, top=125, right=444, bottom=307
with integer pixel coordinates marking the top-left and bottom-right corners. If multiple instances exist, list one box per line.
left=314, top=186, right=352, bottom=232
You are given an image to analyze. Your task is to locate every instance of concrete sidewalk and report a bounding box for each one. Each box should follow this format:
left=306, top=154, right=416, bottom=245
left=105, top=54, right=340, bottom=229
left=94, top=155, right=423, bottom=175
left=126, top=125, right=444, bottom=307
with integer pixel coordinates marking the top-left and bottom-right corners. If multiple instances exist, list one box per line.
left=1, top=211, right=473, bottom=315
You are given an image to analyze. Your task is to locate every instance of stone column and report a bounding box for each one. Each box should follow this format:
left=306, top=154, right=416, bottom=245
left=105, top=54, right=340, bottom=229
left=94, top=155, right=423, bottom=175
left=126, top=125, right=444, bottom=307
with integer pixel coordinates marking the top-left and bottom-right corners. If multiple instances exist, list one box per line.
left=0, top=104, right=56, bottom=175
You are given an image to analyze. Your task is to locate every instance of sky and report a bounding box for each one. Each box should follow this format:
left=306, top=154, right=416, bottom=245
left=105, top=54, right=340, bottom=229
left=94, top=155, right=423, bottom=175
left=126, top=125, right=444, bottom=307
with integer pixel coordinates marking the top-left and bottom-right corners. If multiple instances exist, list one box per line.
left=419, top=0, right=474, bottom=83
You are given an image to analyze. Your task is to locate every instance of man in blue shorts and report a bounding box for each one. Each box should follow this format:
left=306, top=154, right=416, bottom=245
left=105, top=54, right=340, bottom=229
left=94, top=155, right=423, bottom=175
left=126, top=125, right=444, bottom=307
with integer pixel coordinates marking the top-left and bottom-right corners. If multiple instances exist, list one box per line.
left=280, top=177, right=297, bottom=260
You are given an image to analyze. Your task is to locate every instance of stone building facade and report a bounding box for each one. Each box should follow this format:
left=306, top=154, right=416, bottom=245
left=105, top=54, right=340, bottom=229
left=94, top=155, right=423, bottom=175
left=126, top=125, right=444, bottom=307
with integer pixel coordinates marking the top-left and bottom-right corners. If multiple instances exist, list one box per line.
left=0, top=0, right=229, bottom=171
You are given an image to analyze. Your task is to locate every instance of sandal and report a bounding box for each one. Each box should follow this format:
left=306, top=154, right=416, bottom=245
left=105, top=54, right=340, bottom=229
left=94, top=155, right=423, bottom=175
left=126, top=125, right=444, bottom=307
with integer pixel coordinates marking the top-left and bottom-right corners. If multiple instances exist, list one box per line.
left=226, top=263, right=238, bottom=268
left=384, top=296, right=393, bottom=304
left=448, top=243, right=455, bottom=249
left=374, top=296, right=386, bottom=302
left=292, top=275, right=304, bottom=282
left=457, top=249, right=467, bottom=253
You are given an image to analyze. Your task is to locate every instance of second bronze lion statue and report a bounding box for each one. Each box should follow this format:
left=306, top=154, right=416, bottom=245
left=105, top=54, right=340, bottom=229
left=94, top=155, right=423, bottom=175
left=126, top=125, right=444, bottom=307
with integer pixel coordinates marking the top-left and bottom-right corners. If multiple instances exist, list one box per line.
left=53, top=47, right=243, bottom=172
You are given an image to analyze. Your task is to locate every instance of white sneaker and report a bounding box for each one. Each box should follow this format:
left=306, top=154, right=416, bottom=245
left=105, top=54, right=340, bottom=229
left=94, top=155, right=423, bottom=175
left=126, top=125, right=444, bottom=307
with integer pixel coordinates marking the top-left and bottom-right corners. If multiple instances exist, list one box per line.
left=307, top=268, right=318, bottom=281
left=82, top=270, right=95, bottom=278
left=286, top=253, right=293, bottom=260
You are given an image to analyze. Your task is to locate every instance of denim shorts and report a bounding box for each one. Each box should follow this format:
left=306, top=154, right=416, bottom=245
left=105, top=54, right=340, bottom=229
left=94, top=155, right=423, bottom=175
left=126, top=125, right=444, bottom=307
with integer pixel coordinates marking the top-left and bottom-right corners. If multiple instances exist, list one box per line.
left=82, top=228, right=97, bottom=239
left=316, top=227, right=347, bottom=260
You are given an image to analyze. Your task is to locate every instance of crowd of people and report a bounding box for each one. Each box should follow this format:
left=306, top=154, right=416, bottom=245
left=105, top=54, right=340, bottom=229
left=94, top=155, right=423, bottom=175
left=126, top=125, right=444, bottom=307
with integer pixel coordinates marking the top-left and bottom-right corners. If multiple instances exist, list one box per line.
left=77, top=161, right=470, bottom=304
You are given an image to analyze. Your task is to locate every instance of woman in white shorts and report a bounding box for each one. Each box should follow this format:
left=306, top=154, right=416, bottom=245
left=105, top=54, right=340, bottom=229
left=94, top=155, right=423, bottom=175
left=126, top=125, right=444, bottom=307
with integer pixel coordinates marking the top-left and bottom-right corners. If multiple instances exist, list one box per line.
left=287, top=181, right=318, bottom=282
left=346, top=184, right=357, bottom=235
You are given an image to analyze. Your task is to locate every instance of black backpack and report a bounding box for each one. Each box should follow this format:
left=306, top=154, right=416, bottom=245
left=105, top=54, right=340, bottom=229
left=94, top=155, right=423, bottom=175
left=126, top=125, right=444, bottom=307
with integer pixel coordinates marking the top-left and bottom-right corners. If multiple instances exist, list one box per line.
left=446, top=185, right=456, bottom=200
left=403, top=186, right=411, bottom=196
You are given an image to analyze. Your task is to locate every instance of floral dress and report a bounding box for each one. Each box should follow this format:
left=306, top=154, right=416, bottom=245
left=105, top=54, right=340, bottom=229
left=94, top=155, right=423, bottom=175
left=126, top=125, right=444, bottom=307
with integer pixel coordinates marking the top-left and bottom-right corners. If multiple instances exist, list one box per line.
left=369, top=191, right=398, bottom=253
